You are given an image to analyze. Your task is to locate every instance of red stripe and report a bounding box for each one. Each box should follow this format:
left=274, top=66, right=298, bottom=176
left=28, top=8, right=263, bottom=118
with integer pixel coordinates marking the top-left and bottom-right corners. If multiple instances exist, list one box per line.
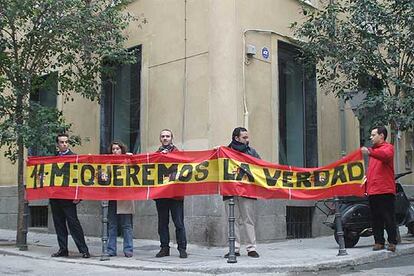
left=26, top=182, right=221, bottom=200
left=220, top=182, right=366, bottom=199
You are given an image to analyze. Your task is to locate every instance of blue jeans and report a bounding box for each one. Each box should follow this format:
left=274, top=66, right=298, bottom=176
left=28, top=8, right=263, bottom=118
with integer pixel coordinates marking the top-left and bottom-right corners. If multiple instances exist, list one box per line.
left=155, top=199, right=187, bottom=250
left=107, top=201, right=134, bottom=256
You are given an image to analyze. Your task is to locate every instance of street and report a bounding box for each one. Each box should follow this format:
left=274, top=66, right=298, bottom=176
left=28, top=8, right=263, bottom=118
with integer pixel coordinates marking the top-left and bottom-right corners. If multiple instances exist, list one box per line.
left=292, top=253, right=414, bottom=276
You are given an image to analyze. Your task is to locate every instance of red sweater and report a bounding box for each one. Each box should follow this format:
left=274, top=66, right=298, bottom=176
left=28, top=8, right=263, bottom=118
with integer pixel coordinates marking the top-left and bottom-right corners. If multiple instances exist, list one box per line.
left=366, top=142, right=395, bottom=195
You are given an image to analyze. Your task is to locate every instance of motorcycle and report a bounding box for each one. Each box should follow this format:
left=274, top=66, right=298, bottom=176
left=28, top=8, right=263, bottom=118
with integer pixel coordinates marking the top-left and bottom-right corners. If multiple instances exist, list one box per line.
left=316, top=171, right=414, bottom=248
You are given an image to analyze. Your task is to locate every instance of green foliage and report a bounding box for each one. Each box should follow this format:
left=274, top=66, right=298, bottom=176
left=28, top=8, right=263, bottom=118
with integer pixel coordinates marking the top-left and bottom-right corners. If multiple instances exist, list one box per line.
left=293, top=0, right=414, bottom=130
left=0, top=102, right=80, bottom=161
left=0, top=0, right=137, bottom=162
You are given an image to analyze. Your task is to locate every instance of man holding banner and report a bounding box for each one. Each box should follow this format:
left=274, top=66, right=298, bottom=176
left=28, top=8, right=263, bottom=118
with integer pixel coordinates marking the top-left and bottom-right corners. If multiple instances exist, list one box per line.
left=49, top=133, right=90, bottom=258
left=224, top=127, right=260, bottom=258
left=361, top=126, right=397, bottom=252
left=154, top=129, right=188, bottom=259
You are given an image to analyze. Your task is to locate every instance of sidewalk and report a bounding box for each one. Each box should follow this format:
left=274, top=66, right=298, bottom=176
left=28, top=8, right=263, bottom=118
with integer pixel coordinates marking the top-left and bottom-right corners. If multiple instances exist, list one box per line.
left=1, top=228, right=414, bottom=274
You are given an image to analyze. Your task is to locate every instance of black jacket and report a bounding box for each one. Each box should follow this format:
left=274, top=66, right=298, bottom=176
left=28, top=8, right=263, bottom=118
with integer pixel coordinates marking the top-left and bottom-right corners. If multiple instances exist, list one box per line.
left=223, top=140, right=261, bottom=201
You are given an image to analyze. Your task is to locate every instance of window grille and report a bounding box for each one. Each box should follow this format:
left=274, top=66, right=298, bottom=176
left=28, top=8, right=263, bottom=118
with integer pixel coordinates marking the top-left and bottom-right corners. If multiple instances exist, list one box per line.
left=29, top=206, right=48, bottom=228
left=286, top=206, right=313, bottom=239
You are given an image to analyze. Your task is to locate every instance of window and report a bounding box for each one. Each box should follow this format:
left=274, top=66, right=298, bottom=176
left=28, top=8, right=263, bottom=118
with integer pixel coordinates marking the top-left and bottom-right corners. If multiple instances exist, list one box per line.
left=28, top=72, right=58, bottom=156
left=278, top=41, right=317, bottom=167
left=30, top=72, right=58, bottom=108
left=286, top=206, right=313, bottom=239
left=355, top=75, right=385, bottom=147
left=29, top=206, right=48, bottom=228
left=101, top=46, right=142, bottom=154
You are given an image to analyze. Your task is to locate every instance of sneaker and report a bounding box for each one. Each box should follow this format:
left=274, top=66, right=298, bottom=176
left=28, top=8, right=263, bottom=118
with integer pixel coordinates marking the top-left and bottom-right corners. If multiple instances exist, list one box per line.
left=155, top=247, right=170, bottom=258
left=82, top=252, right=91, bottom=258
left=51, top=249, right=68, bottom=257
left=124, top=253, right=133, bottom=258
left=387, top=243, right=396, bottom=252
left=179, top=249, right=188, bottom=258
left=372, top=243, right=385, bottom=251
left=224, top=252, right=240, bottom=258
left=247, top=251, right=260, bottom=258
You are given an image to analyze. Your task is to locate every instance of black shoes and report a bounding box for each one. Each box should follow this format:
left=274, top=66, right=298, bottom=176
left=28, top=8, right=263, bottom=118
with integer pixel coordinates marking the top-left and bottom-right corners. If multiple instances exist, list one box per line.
left=224, top=251, right=259, bottom=258
left=155, top=247, right=170, bottom=258
left=51, top=249, right=68, bottom=257
left=247, top=251, right=260, bottom=258
left=387, top=243, right=396, bottom=252
left=179, top=249, right=188, bottom=259
left=51, top=249, right=90, bottom=258
left=224, top=252, right=240, bottom=258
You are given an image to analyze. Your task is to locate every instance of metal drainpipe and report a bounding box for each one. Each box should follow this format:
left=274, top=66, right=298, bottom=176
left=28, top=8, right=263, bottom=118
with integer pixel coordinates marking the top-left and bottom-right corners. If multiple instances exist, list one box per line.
left=395, top=130, right=401, bottom=173
left=340, top=98, right=347, bottom=157
left=181, top=0, right=188, bottom=149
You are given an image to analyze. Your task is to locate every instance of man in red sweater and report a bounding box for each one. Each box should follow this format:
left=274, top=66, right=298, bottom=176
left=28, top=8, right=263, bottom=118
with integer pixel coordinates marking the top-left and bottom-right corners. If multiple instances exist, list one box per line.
left=361, top=126, right=397, bottom=252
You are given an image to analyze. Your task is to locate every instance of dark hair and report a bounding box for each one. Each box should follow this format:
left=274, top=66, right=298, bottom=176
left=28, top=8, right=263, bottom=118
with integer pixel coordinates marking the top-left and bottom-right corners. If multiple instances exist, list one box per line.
left=373, top=126, right=388, bottom=140
left=160, top=129, right=173, bottom=138
left=108, top=141, right=127, bottom=154
left=56, top=133, right=69, bottom=143
left=232, top=127, right=248, bottom=140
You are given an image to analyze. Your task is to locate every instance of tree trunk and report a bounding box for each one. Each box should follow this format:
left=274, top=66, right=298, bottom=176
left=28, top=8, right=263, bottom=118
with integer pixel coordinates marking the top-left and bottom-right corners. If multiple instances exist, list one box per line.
left=15, top=94, right=28, bottom=250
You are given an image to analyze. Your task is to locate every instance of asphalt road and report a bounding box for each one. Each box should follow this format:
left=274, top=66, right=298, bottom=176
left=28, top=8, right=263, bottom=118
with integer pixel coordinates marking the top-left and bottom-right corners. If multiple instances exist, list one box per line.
left=290, top=253, right=414, bottom=276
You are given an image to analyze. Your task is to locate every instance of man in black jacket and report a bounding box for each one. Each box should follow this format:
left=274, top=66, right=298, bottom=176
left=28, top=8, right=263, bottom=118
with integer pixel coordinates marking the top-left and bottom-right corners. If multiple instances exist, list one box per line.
left=224, top=127, right=260, bottom=258
left=50, top=133, right=90, bottom=258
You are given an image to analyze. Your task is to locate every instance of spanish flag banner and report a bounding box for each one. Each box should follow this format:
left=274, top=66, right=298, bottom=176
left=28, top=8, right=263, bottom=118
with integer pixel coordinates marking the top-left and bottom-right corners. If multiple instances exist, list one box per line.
left=25, top=147, right=366, bottom=201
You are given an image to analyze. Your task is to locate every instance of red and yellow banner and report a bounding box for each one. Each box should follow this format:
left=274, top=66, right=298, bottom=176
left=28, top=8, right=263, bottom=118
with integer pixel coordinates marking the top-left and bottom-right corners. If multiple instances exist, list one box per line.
left=25, top=147, right=366, bottom=201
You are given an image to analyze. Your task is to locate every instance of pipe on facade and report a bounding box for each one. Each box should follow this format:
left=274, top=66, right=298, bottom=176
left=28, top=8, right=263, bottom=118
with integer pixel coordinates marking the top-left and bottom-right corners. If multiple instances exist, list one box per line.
left=241, top=29, right=297, bottom=129
left=181, top=0, right=188, bottom=149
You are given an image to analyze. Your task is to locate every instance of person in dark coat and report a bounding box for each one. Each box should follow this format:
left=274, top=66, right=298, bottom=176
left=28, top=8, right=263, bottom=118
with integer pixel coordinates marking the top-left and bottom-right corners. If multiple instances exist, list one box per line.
left=154, top=129, right=188, bottom=259
left=223, top=127, right=260, bottom=258
left=50, top=133, right=90, bottom=258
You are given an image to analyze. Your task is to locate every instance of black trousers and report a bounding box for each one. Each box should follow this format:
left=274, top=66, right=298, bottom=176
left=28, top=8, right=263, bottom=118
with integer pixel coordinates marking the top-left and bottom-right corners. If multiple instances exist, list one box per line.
left=50, top=199, right=89, bottom=253
left=369, top=194, right=398, bottom=245
left=155, top=199, right=187, bottom=250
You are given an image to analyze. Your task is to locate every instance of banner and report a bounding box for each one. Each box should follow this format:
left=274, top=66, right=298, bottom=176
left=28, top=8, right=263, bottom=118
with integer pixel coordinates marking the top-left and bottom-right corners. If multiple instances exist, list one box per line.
left=25, top=147, right=366, bottom=201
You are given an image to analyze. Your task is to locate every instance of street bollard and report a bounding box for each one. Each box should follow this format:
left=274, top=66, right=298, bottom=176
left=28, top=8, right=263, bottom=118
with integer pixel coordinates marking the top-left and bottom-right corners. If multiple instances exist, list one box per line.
left=227, top=197, right=237, bottom=263
left=334, top=197, right=348, bottom=256
left=100, top=200, right=110, bottom=261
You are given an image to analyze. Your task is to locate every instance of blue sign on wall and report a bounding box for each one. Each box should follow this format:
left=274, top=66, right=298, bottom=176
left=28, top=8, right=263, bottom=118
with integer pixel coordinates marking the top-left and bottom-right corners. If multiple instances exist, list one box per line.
left=262, top=47, right=270, bottom=59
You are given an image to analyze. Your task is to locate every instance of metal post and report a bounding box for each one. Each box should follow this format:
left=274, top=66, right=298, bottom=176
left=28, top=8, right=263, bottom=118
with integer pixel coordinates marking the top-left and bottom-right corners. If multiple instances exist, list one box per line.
left=19, top=200, right=29, bottom=251
left=227, top=197, right=237, bottom=263
left=339, top=98, right=347, bottom=157
left=395, top=130, right=401, bottom=174
left=100, top=200, right=110, bottom=261
left=334, top=197, right=348, bottom=256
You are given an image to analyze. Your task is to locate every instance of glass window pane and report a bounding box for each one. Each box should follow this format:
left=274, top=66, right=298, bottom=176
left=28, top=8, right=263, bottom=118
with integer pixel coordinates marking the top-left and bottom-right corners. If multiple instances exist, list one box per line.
left=278, top=42, right=317, bottom=167
left=101, top=46, right=141, bottom=154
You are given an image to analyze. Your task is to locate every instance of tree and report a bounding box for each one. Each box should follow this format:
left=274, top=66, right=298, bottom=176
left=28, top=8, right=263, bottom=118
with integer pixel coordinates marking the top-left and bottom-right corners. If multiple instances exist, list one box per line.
left=293, top=0, right=414, bottom=132
left=0, top=0, right=136, bottom=249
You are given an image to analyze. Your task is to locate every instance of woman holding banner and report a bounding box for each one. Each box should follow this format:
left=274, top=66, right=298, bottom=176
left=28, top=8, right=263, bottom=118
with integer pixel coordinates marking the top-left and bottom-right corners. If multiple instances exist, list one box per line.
left=107, top=141, right=135, bottom=257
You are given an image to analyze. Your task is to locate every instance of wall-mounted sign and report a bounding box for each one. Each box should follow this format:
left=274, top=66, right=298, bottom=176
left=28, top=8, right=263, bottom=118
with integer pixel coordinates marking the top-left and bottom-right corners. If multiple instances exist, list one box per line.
left=262, top=47, right=270, bottom=59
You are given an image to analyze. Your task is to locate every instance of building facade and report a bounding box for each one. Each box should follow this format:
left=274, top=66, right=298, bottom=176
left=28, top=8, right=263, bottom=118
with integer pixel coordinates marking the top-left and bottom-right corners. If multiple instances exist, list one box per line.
left=1, top=0, right=413, bottom=246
